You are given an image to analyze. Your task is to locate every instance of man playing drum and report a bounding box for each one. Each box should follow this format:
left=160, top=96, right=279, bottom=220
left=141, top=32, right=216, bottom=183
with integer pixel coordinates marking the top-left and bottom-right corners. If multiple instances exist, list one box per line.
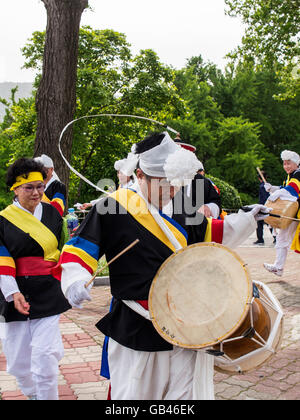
left=263, top=150, right=300, bottom=277
left=53, top=131, right=270, bottom=400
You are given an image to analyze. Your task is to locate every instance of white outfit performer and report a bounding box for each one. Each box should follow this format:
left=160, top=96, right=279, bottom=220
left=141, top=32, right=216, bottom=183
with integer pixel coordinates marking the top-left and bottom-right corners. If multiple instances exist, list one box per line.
left=263, top=150, right=300, bottom=277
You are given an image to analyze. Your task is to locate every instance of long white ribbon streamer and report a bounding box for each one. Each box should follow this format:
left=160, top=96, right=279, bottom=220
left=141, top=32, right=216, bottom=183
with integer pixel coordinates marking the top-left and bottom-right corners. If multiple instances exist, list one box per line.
left=58, top=114, right=178, bottom=193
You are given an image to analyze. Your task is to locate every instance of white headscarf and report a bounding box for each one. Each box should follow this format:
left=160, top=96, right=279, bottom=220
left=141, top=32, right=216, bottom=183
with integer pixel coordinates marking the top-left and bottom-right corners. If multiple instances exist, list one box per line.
left=281, top=150, right=300, bottom=166
left=120, top=132, right=202, bottom=187
left=34, top=154, right=60, bottom=181
left=114, top=156, right=136, bottom=177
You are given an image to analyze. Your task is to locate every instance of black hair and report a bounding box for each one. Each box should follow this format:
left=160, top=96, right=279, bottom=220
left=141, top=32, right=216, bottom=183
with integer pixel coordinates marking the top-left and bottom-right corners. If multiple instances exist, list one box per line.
left=135, top=132, right=166, bottom=154
left=6, top=157, right=47, bottom=189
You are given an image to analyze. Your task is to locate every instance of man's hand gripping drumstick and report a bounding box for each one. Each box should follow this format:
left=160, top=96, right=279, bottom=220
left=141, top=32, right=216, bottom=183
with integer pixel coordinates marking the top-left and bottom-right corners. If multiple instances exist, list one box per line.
left=241, top=206, right=300, bottom=223
left=84, top=239, right=140, bottom=288
left=65, top=239, right=140, bottom=309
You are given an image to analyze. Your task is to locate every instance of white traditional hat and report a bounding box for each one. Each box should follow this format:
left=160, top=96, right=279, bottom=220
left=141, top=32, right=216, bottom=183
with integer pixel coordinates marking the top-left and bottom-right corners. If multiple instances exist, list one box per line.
left=281, top=150, right=300, bottom=165
left=34, top=154, right=54, bottom=168
left=114, top=158, right=127, bottom=172
left=121, top=132, right=202, bottom=187
left=114, top=154, right=136, bottom=176
left=34, top=154, right=60, bottom=181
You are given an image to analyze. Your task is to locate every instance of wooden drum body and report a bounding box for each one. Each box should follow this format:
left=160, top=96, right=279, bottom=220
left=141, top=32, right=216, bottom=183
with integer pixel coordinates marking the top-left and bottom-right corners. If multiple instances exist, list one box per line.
left=213, top=296, right=271, bottom=360
left=265, top=198, right=298, bottom=229
left=214, top=281, right=283, bottom=374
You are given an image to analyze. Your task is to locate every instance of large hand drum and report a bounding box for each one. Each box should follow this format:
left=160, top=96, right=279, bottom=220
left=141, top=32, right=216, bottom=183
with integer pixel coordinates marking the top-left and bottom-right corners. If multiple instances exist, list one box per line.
left=265, top=198, right=298, bottom=229
left=149, top=243, right=253, bottom=349
left=149, top=243, right=283, bottom=374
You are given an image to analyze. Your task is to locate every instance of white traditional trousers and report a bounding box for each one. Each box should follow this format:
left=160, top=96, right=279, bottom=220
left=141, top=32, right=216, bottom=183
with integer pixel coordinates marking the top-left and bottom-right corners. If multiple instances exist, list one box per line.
left=2, top=315, right=64, bottom=400
left=108, top=338, right=214, bottom=400
left=274, top=221, right=298, bottom=269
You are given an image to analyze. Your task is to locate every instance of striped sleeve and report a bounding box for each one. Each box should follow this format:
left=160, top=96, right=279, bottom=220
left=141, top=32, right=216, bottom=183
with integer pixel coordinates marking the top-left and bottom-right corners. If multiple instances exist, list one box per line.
left=45, top=181, right=67, bottom=216
left=0, top=245, right=16, bottom=277
left=52, top=236, right=100, bottom=281
left=282, top=170, right=300, bottom=198
left=50, top=192, right=66, bottom=216
left=284, top=177, right=300, bottom=198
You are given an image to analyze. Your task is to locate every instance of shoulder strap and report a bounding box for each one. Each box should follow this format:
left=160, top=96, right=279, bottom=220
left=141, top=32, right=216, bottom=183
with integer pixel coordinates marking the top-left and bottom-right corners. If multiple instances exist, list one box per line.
left=111, top=189, right=187, bottom=252
left=0, top=205, right=60, bottom=262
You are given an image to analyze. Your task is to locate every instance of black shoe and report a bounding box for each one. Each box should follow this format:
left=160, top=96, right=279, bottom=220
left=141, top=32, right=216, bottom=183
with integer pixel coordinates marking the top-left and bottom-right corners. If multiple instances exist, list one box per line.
left=253, top=240, right=264, bottom=245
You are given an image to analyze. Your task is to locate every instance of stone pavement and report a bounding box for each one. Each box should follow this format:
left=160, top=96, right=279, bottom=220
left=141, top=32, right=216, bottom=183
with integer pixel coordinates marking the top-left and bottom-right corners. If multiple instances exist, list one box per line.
left=1, top=226, right=300, bottom=400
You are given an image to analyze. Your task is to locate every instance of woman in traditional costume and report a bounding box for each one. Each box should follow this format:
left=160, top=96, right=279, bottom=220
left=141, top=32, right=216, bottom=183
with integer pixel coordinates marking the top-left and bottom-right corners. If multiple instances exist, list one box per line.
left=54, top=132, right=270, bottom=400
left=0, top=158, right=71, bottom=400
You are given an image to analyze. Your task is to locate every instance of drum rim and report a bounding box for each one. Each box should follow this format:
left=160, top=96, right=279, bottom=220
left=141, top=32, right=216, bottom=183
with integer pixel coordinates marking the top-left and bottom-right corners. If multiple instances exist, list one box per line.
left=149, top=242, right=253, bottom=349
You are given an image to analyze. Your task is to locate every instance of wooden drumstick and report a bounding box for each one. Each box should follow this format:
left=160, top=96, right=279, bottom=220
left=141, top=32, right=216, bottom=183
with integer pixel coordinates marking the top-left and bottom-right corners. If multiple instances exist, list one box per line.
left=256, top=167, right=267, bottom=183
left=84, top=239, right=140, bottom=288
left=241, top=206, right=300, bottom=222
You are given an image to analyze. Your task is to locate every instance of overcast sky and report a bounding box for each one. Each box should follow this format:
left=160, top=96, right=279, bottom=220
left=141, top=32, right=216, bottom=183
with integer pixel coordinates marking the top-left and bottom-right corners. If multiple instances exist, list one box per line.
left=0, top=0, right=245, bottom=83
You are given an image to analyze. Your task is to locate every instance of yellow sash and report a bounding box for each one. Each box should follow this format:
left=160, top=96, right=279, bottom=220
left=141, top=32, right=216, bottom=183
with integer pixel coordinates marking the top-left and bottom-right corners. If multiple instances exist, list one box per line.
left=42, top=193, right=51, bottom=203
left=0, top=205, right=60, bottom=262
left=291, top=209, right=300, bottom=253
left=111, top=189, right=187, bottom=252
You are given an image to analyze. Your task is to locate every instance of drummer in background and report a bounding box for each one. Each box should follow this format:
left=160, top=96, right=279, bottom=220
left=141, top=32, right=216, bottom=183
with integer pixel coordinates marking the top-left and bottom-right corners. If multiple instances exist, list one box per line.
left=174, top=134, right=222, bottom=219
left=34, top=154, right=66, bottom=216
left=263, top=150, right=300, bottom=277
left=53, top=131, right=270, bottom=400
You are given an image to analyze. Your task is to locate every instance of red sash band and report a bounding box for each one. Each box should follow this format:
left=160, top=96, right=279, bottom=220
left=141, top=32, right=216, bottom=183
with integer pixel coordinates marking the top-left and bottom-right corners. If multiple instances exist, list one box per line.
left=15, top=257, right=57, bottom=277
left=136, top=300, right=149, bottom=310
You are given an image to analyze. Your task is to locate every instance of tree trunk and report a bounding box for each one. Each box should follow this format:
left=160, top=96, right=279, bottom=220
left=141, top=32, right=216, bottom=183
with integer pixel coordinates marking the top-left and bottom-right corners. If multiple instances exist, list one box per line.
left=34, top=0, right=88, bottom=190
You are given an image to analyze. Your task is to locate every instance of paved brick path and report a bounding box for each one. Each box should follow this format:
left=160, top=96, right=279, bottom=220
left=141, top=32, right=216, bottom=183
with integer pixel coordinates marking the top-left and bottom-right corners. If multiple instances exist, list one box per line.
left=1, top=228, right=300, bottom=400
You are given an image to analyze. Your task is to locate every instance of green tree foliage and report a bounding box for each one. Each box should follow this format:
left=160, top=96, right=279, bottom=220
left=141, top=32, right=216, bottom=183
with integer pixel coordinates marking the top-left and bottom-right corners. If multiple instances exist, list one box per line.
left=213, top=61, right=300, bottom=186
left=225, top=0, right=300, bottom=66
left=213, top=116, right=263, bottom=196
left=224, top=0, right=300, bottom=102
left=0, top=17, right=299, bottom=207
left=0, top=89, right=37, bottom=207
left=171, top=57, right=265, bottom=196
left=5, top=27, right=183, bottom=204
left=208, top=175, right=242, bottom=210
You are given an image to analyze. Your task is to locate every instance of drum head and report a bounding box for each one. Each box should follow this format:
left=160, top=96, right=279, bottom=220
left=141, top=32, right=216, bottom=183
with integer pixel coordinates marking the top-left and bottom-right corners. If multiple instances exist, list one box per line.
left=149, top=243, right=252, bottom=349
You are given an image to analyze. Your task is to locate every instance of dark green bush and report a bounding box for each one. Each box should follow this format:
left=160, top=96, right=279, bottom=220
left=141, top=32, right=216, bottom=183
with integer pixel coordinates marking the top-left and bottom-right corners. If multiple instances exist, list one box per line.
left=208, top=174, right=242, bottom=211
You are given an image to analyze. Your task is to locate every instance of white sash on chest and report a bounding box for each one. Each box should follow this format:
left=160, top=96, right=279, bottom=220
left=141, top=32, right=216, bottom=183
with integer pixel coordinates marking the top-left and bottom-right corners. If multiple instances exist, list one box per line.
left=122, top=187, right=182, bottom=319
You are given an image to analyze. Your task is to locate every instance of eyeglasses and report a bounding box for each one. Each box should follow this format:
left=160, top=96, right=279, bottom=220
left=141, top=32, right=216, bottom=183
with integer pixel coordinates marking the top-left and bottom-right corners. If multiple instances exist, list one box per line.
left=19, top=184, right=45, bottom=193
